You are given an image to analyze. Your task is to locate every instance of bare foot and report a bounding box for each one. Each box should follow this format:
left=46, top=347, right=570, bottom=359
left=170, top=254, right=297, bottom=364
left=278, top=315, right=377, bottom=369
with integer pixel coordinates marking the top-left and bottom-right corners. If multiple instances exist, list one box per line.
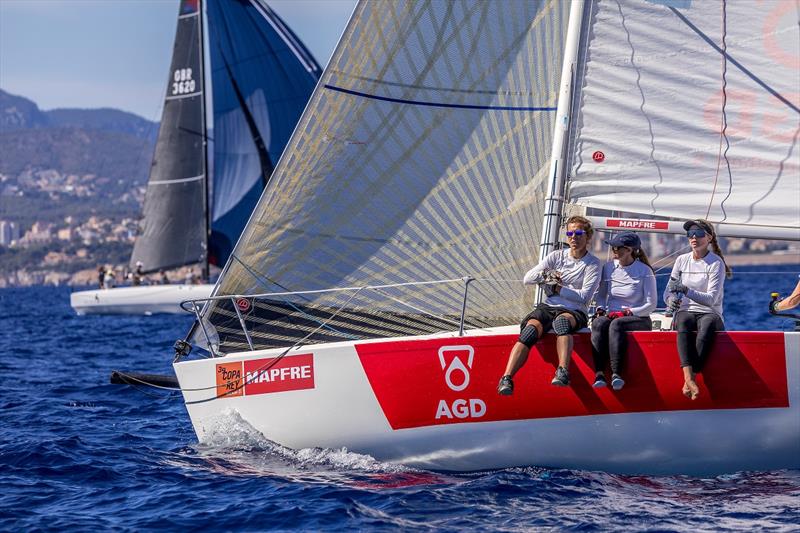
left=686, top=379, right=700, bottom=400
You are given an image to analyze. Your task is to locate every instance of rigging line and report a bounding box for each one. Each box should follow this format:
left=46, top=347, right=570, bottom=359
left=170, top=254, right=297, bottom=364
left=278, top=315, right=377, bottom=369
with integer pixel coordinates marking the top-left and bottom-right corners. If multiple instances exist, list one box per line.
left=716, top=1, right=734, bottom=223
left=746, top=125, right=800, bottom=223
left=615, top=0, right=665, bottom=216
left=669, top=6, right=800, bottom=115
left=705, top=1, right=728, bottom=221
left=323, top=84, right=558, bottom=112
left=369, top=287, right=468, bottom=330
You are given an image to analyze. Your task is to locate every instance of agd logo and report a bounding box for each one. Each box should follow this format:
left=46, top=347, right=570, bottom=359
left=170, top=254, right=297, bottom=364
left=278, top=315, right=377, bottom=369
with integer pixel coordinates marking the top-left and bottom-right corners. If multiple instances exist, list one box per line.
left=435, top=345, right=486, bottom=420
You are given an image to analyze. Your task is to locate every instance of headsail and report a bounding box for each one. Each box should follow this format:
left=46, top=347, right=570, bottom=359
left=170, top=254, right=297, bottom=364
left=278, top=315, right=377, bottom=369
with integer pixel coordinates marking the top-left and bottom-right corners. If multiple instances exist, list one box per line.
left=131, top=0, right=321, bottom=274
left=568, top=0, right=800, bottom=238
left=206, top=0, right=321, bottom=267
left=131, top=0, right=207, bottom=273
left=198, top=0, right=571, bottom=352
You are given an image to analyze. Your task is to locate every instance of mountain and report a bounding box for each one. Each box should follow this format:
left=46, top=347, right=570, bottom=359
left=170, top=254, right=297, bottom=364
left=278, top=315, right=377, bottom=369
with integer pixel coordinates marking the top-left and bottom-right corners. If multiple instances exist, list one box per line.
left=0, top=89, right=157, bottom=140
left=0, top=89, right=157, bottom=184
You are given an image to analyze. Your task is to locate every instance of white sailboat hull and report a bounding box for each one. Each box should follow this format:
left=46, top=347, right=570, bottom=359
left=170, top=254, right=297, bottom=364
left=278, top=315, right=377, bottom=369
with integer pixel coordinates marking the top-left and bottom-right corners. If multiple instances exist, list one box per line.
left=70, top=284, right=214, bottom=315
left=174, top=328, right=800, bottom=475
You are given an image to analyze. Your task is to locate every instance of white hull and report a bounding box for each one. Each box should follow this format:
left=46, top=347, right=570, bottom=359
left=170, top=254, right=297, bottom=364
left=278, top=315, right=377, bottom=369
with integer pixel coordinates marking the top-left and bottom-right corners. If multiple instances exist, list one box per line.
left=70, top=284, right=214, bottom=315
left=174, top=328, right=800, bottom=475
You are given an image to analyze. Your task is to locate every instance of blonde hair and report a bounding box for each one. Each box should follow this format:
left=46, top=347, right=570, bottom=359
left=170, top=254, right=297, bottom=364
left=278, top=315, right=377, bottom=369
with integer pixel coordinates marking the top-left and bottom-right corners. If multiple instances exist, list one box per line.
left=564, top=215, right=594, bottom=239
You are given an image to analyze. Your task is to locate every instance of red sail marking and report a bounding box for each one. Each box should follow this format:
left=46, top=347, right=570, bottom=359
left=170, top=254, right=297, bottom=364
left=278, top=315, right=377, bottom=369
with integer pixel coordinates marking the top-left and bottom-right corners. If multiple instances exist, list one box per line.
left=355, top=332, right=788, bottom=430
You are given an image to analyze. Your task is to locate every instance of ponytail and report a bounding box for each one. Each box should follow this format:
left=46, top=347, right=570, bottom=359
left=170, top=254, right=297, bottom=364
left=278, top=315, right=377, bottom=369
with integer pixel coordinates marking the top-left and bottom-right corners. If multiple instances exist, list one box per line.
left=710, top=235, right=733, bottom=279
left=633, top=247, right=654, bottom=271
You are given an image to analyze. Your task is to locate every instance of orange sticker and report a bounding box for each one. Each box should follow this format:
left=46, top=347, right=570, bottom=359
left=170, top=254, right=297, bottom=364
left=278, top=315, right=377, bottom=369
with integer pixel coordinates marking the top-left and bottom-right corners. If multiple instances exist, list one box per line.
left=215, top=361, right=244, bottom=398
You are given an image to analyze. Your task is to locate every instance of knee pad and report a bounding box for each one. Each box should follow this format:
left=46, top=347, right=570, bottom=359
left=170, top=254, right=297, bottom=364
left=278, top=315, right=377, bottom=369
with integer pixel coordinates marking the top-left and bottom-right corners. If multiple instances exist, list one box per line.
left=518, top=325, right=539, bottom=348
left=553, top=315, right=573, bottom=336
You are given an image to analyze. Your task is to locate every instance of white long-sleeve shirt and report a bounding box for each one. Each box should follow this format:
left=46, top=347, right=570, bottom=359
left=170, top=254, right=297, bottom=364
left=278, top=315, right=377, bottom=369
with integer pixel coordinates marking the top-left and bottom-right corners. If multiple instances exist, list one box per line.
left=523, top=248, right=601, bottom=314
left=663, top=251, right=725, bottom=318
left=594, top=259, right=657, bottom=317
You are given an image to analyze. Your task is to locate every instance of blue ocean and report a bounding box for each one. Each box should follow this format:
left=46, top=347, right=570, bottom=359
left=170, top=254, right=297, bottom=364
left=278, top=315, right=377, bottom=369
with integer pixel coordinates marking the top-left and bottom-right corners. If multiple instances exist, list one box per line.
left=2, top=264, right=799, bottom=531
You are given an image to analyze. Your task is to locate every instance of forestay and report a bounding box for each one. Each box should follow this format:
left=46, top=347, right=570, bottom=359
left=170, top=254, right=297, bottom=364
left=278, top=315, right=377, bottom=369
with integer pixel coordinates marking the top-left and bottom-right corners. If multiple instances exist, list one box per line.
left=200, top=0, right=570, bottom=352
left=568, top=0, right=800, bottom=236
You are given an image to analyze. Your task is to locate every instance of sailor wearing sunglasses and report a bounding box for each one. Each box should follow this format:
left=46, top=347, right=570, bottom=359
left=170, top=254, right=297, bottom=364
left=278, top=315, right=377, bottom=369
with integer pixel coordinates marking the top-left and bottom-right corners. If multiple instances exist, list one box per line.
left=497, top=215, right=601, bottom=395
left=591, top=231, right=657, bottom=391
left=664, top=219, right=732, bottom=400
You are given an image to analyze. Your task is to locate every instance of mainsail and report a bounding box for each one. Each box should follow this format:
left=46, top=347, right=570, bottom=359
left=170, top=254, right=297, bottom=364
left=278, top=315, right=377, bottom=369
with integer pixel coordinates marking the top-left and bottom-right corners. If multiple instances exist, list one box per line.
left=199, top=0, right=571, bottom=352
left=131, top=0, right=321, bottom=274
left=567, top=0, right=800, bottom=238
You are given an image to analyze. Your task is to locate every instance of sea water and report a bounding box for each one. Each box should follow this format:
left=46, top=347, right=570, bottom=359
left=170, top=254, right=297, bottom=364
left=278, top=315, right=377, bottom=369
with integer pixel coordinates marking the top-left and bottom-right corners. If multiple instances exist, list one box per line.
left=2, top=264, right=799, bottom=530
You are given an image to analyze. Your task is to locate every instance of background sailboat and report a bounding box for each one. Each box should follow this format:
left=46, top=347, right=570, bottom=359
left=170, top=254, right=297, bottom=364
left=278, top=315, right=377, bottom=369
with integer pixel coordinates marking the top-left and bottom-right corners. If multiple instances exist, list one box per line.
left=172, top=0, right=798, bottom=474
left=70, top=0, right=320, bottom=315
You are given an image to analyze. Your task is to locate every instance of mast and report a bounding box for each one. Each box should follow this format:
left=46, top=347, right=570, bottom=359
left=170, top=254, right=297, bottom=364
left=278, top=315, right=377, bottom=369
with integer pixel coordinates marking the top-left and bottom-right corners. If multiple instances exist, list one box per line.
left=538, top=0, right=587, bottom=262
left=200, top=0, right=211, bottom=282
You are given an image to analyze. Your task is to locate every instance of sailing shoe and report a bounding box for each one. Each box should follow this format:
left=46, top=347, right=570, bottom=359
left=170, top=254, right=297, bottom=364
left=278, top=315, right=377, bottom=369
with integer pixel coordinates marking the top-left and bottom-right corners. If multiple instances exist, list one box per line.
left=551, top=366, right=570, bottom=387
left=611, top=374, right=625, bottom=391
left=497, top=375, right=514, bottom=395
left=592, top=373, right=607, bottom=388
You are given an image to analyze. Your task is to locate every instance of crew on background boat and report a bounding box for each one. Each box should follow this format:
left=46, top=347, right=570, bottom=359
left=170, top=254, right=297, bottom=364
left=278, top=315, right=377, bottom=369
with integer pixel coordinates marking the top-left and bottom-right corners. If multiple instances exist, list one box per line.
left=131, top=261, right=144, bottom=286
left=97, top=265, right=105, bottom=289
left=770, top=274, right=800, bottom=312
left=664, top=219, right=731, bottom=400
left=590, top=231, right=656, bottom=391
left=159, top=270, right=170, bottom=285
left=103, top=267, right=116, bottom=289
left=497, top=215, right=601, bottom=394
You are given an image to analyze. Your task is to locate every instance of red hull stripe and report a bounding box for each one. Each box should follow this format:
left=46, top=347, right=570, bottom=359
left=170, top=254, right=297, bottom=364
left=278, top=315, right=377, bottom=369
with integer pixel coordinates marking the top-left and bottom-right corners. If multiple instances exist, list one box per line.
left=356, top=332, right=789, bottom=430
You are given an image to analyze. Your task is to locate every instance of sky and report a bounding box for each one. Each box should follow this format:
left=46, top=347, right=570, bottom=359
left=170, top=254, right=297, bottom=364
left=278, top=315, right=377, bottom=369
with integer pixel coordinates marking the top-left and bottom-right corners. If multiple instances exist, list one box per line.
left=0, top=0, right=357, bottom=119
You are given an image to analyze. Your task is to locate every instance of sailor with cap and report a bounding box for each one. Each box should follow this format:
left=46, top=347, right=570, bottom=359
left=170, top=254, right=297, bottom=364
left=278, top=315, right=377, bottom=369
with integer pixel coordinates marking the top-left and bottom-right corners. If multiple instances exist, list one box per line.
left=664, top=219, right=731, bottom=400
left=591, top=231, right=657, bottom=390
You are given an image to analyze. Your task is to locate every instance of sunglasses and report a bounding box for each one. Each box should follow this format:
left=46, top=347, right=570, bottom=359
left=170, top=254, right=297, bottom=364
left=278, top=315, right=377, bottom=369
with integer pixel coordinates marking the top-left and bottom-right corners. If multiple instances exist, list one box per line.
left=565, top=229, right=586, bottom=237
left=612, top=246, right=631, bottom=252
left=686, top=229, right=708, bottom=239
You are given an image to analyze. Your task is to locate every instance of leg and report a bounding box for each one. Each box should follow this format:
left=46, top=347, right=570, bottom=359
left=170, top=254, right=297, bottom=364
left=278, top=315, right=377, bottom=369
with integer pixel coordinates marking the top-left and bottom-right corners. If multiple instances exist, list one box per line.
left=590, top=315, right=612, bottom=374
left=503, top=319, right=544, bottom=377
left=551, top=313, right=577, bottom=387
left=607, top=315, right=652, bottom=375
left=675, top=311, right=700, bottom=399
left=694, top=313, right=725, bottom=373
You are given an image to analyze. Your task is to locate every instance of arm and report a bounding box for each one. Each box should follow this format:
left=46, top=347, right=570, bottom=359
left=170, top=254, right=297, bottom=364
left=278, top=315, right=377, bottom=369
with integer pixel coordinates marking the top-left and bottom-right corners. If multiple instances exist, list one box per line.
left=663, top=259, right=682, bottom=306
left=559, top=259, right=601, bottom=306
left=523, top=251, right=556, bottom=285
left=685, top=259, right=724, bottom=307
left=776, top=279, right=800, bottom=312
left=629, top=266, right=657, bottom=316
left=593, top=262, right=610, bottom=310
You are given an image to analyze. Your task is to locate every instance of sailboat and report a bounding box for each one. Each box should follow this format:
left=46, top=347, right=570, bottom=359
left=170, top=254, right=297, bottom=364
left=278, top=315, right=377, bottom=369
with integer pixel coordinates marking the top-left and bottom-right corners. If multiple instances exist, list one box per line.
left=70, top=0, right=320, bottom=315
left=171, top=0, right=799, bottom=474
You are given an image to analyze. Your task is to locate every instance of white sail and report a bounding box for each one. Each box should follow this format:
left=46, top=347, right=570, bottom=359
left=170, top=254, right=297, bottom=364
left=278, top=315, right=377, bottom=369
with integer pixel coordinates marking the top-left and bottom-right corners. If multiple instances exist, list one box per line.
left=204, top=0, right=571, bottom=351
left=568, top=0, right=799, bottom=238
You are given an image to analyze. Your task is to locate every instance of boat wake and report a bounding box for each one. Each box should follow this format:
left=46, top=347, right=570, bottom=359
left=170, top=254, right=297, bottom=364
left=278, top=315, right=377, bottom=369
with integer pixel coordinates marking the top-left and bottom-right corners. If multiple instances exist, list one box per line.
left=182, top=410, right=447, bottom=485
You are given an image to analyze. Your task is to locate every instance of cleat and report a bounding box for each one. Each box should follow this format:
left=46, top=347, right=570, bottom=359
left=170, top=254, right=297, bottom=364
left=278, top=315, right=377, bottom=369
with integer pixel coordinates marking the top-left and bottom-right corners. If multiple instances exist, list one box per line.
left=592, top=373, right=607, bottom=388
left=497, top=375, right=514, bottom=395
left=611, top=374, right=625, bottom=391
left=551, top=366, right=570, bottom=387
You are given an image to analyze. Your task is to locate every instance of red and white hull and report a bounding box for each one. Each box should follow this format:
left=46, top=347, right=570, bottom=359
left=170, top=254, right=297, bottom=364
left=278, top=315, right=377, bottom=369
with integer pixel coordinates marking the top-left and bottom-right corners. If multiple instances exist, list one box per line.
left=70, top=284, right=214, bottom=315
left=174, top=328, right=800, bottom=474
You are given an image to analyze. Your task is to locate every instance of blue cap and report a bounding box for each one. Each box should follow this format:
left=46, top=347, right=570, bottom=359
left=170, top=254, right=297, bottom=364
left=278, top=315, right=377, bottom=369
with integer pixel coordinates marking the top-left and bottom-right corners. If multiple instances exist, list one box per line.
left=604, top=231, right=641, bottom=249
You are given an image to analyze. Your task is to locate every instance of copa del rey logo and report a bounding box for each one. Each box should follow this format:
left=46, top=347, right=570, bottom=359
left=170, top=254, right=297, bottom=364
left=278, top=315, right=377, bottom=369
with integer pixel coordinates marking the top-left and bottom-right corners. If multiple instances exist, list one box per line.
left=435, top=345, right=487, bottom=420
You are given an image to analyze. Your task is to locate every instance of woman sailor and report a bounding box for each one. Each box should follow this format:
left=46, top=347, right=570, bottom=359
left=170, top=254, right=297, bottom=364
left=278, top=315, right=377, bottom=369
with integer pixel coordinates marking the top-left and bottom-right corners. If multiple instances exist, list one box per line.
left=664, top=219, right=731, bottom=400
left=591, top=231, right=657, bottom=390
left=497, top=215, right=601, bottom=394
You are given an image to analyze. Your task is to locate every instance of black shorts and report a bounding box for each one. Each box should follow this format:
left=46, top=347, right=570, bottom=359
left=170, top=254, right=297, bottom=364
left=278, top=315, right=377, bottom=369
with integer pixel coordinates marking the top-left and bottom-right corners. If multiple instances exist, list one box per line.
left=520, top=304, right=588, bottom=333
